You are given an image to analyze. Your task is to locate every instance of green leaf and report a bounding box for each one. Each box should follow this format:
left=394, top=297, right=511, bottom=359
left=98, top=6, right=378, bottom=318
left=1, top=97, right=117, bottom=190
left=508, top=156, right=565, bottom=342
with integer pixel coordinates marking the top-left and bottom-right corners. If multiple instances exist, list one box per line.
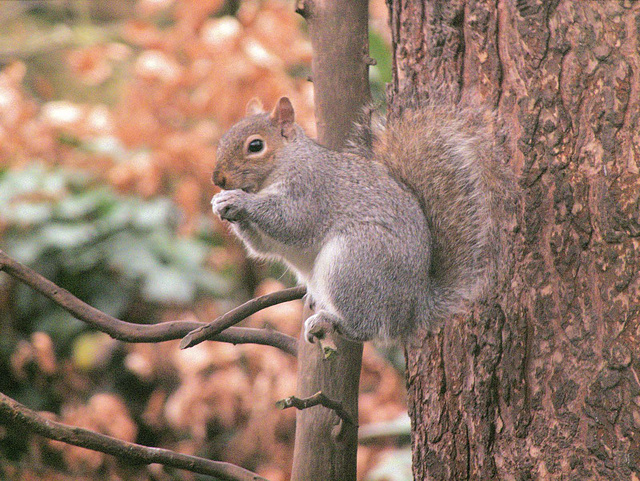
left=108, top=233, right=161, bottom=279
left=55, top=188, right=109, bottom=220
left=3, top=202, right=53, bottom=225
left=41, top=223, right=97, bottom=249
left=13, top=282, right=53, bottom=327
left=142, top=265, right=196, bottom=304
left=35, top=310, right=86, bottom=348
left=84, top=136, right=127, bottom=159
left=5, top=164, right=45, bottom=196
left=41, top=169, right=68, bottom=195
left=72, top=332, right=113, bottom=370
left=2, top=233, right=48, bottom=264
left=61, top=243, right=105, bottom=273
left=193, top=269, right=232, bottom=297
left=97, top=201, right=134, bottom=231
left=133, top=198, right=175, bottom=230
left=57, top=133, right=82, bottom=147
left=168, top=236, right=209, bottom=268
left=89, top=281, right=132, bottom=318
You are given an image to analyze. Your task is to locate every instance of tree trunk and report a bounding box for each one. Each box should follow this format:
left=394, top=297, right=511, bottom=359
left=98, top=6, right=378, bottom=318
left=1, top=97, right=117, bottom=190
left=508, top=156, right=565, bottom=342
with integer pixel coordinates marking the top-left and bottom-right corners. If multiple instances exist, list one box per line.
left=389, top=1, right=640, bottom=479
left=290, top=1, right=371, bottom=480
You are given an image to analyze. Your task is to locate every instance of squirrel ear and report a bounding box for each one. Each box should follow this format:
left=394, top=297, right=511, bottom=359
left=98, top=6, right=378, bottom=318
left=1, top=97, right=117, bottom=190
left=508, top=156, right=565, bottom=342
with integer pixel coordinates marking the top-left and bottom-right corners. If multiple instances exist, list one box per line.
left=246, top=98, right=265, bottom=116
left=270, top=97, right=295, bottom=139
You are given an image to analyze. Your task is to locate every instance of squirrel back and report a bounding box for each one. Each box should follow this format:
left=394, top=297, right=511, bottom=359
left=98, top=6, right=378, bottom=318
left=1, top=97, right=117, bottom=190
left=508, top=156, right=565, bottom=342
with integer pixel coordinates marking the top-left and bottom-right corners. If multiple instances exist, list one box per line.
left=346, top=102, right=515, bottom=323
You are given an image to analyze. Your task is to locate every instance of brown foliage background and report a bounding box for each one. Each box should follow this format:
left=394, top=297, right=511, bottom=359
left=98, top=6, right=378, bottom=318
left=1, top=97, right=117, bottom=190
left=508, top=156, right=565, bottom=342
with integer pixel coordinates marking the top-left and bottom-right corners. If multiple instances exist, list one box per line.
left=0, top=1, right=406, bottom=480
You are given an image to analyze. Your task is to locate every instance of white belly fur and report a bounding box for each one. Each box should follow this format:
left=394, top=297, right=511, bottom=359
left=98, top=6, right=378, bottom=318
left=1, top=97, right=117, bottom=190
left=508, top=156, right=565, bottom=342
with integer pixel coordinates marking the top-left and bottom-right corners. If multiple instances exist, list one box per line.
left=306, top=236, right=343, bottom=316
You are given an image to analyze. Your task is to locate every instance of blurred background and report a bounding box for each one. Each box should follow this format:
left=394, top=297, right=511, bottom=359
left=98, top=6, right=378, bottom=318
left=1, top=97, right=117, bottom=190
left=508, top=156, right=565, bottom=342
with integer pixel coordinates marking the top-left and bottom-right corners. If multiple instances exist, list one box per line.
left=0, top=1, right=409, bottom=480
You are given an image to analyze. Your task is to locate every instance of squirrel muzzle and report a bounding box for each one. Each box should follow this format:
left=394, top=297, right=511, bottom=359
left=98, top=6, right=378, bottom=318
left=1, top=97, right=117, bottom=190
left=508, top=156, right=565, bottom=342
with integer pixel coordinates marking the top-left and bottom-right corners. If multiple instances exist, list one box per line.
left=212, top=169, right=228, bottom=189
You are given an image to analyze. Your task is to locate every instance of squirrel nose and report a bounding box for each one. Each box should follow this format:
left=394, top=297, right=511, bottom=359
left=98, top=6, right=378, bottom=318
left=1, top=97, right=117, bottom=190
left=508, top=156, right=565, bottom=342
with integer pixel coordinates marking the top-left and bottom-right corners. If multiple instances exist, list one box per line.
left=212, top=170, right=227, bottom=189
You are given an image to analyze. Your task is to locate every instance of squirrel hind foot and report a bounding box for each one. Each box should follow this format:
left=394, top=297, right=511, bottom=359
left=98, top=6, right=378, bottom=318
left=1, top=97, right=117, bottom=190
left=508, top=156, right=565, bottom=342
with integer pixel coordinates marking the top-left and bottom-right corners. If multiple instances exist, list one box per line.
left=304, top=311, right=342, bottom=343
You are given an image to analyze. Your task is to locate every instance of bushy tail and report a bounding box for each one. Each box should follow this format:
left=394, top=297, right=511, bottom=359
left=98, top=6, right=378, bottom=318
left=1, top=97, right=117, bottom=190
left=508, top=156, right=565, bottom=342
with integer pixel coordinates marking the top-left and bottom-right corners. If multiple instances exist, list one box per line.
left=347, top=101, right=516, bottom=324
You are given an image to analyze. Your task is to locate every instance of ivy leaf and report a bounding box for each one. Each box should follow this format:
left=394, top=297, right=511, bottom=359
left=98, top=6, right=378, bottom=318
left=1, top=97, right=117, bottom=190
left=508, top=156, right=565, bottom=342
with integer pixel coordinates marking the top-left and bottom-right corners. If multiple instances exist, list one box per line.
left=56, top=188, right=110, bottom=220
left=2, top=234, right=48, bottom=264
left=133, top=198, right=175, bottom=230
left=142, top=265, right=196, bottom=304
left=41, top=223, right=97, bottom=249
left=193, top=269, right=233, bottom=297
left=4, top=202, right=53, bottom=226
left=107, top=232, right=161, bottom=279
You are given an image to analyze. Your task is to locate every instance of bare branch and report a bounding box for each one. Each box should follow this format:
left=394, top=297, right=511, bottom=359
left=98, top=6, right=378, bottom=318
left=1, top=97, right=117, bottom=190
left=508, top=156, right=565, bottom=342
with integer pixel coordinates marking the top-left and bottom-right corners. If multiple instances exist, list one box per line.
left=180, top=286, right=307, bottom=350
left=276, top=391, right=357, bottom=427
left=0, top=391, right=269, bottom=481
left=0, top=250, right=298, bottom=356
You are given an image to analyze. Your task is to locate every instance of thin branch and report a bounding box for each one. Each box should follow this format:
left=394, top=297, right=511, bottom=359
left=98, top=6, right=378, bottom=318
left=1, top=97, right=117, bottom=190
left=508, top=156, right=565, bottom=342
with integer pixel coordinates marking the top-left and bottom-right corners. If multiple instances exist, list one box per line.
left=0, top=250, right=298, bottom=356
left=276, top=391, right=357, bottom=426
left=180, top=286, right=307, bottom=349
left=0, top=391, right=269, bottom=481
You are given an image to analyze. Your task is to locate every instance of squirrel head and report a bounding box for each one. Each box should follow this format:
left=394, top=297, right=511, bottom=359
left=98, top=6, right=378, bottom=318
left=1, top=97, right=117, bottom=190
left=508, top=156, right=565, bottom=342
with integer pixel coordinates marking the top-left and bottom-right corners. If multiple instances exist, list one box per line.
left=213, top=97, right=297, bottom=193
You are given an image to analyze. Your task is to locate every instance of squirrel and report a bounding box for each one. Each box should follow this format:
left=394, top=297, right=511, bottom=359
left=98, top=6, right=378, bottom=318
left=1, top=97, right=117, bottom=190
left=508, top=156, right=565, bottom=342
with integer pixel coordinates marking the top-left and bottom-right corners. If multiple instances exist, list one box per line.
left=211, top=96, right=515, bottom=343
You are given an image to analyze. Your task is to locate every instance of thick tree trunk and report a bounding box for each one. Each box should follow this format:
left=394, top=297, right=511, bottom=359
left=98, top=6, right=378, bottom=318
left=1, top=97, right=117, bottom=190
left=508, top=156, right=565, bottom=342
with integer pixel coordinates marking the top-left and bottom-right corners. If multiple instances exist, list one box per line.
left=290, top=1, right=370, bottom=480
left=389, top=1, right=640, bottom=479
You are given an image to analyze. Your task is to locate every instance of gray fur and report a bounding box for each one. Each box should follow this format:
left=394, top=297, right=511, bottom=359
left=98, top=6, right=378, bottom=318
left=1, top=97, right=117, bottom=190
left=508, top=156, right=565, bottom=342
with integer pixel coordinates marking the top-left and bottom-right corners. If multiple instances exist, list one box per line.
left=212, top=100, right=513, bottom=342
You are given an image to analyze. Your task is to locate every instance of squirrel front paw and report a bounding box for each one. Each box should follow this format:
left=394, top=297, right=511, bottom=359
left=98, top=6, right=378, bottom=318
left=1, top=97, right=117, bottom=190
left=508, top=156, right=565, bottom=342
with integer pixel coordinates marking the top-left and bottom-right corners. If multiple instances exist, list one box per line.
left=211, top=189, right=247, bottom=222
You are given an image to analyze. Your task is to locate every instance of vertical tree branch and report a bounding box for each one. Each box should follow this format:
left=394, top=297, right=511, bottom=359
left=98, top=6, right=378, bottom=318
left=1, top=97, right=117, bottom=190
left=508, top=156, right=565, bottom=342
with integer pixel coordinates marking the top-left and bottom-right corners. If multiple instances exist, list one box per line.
left=303, top=0, right=371, bottom=150
left=291, top=2, right=371, bottom=479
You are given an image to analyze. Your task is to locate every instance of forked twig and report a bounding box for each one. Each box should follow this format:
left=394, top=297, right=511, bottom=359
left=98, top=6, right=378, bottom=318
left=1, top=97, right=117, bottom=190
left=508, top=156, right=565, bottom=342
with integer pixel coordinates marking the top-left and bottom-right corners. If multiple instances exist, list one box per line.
left=276, top=391, right=357, bottom=426
left=0, top=250, right=299, bottom=356
left=180, top=286, right=306, bottom=349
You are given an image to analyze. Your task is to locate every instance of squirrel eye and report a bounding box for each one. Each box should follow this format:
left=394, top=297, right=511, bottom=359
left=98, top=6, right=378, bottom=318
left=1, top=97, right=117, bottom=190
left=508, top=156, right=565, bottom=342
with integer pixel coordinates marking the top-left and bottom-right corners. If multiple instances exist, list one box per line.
left=247, top=138, right=265, bottom=154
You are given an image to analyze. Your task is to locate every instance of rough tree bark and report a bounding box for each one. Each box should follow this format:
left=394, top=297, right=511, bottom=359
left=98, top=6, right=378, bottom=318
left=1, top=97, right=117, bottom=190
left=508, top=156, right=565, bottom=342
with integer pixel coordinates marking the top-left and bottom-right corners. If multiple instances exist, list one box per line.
left=290, top=1, right=371, bottom=480
left=389, top=1, right=640, bottom=479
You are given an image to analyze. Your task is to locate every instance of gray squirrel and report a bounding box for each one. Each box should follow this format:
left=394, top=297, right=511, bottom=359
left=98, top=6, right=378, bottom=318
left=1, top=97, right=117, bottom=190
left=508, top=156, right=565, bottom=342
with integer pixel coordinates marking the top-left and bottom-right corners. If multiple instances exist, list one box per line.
left=211, top=97, right=514, bottom=343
